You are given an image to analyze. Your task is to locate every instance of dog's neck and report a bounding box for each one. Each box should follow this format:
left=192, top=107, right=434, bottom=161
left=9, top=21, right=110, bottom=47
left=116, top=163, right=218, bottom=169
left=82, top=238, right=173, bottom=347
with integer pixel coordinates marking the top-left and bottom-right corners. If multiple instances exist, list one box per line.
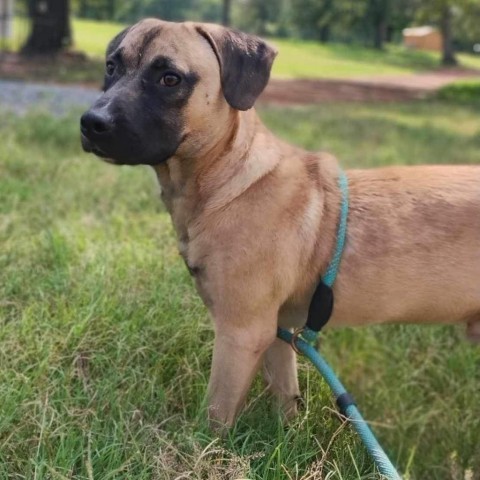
left=153, top=108, right=283, bottom=252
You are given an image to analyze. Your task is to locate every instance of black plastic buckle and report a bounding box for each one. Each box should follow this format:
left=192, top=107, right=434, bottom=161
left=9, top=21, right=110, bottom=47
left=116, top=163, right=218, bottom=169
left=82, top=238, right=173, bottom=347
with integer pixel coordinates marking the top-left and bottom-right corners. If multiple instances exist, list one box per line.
left=306, top=279, right=334, bottom=333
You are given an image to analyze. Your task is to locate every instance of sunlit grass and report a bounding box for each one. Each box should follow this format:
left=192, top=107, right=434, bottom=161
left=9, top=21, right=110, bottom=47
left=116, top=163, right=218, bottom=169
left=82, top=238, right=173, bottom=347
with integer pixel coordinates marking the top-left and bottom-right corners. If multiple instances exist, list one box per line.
left=72, top=18, right=126, bottom=57
left=72, top=19, right=480, bottom=77
left=436, top=79, right=480, bottom=104
left=272, top=39, right=436, bottom=78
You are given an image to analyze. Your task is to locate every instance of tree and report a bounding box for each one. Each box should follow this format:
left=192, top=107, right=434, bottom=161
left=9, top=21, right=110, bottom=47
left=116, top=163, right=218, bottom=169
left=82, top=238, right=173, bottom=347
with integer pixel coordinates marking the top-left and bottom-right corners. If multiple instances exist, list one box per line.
left=222, top=0, right=232, bottom=26
left=290, top=0, right=335, bottom=42
left=389, top=0, right=418, bottom=42
left=358, top=0, right=412, bottom=49
left=366, top=0, right=391, bottom=49
left=414, top=0, right=461, bottom=65
left=290, top=0, right=392, bottom=45
left=22, top=0, right=71, bottom=55
left=453, top=0, right=480, bottom=50
left=235, top=0, right=284, bottom=36
left=440, top=3, right=456, bottom=65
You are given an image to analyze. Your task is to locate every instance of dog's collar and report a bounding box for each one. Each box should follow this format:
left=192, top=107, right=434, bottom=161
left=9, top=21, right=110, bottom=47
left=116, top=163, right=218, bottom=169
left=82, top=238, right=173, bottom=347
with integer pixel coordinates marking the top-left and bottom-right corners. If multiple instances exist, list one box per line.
left=300, top=169, right=349, bottom=341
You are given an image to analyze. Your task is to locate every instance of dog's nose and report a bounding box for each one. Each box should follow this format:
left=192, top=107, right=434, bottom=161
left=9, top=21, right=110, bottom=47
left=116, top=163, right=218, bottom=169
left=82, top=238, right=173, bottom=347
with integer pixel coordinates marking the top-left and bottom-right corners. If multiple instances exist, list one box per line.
left=80, top=110, right=113, bottom=137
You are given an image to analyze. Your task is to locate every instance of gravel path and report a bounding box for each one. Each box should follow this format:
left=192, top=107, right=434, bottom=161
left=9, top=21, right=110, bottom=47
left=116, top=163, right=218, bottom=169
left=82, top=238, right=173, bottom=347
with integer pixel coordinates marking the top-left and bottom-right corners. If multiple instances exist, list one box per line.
left=0, top=80, right=100, bottom=115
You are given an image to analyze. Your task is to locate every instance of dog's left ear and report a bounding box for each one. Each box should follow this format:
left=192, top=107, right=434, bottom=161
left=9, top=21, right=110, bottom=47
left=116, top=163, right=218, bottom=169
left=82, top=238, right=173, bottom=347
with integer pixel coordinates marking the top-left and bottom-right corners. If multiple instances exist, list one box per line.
left=196, top=24, right=277, bottom=111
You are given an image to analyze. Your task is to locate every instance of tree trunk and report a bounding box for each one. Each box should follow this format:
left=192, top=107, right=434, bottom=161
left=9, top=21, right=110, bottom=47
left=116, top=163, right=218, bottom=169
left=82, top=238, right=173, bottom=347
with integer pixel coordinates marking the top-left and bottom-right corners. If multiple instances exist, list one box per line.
left=222, top=0, right=231, bottom=27
left=257, top=2, right=268, bottom=36
left=319, top=25, right=330, bottom=43
left=440, top=5, right=457, bottom=66
left=318, top=0, right=333, bottom=43
left=386, top=25, right=394, bottom=43
left=0, top=0, right=14, bottom=40
left=22, top=0, right=71, bottom=55
left=373, top=18, right=387, bottom=49
left=107, top=0, right=115, bottom=20
left=78, top=0, right=87, bottom=18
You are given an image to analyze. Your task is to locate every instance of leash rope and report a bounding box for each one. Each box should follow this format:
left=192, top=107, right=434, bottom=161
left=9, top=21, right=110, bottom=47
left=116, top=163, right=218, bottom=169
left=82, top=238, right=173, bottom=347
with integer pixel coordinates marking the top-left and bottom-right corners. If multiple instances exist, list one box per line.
left=277, top=170, right=402, bottom=479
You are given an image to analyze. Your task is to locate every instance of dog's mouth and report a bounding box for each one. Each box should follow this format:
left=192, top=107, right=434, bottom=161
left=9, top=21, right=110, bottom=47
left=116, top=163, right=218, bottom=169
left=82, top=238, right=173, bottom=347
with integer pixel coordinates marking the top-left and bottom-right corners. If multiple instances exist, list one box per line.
left=81, top=134, right=117, bottom=163
left=91, top=145, right=108, bottom=158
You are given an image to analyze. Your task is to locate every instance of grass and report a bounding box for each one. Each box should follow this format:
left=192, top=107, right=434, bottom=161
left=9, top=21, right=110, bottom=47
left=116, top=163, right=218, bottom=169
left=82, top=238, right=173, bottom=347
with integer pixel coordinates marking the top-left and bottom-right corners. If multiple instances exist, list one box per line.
left=1, top=99, right=480, bottom=479
left=4, top=17, right=480, bottom=84
left=72, top=19, right=480, bottom=77
left=436, top=79, right=480, bottom=104
left=271, top=39, right=480, bottom=78
left=70, top=19, right=480, bottom=76
left=70, top=18, right=480, bottom=77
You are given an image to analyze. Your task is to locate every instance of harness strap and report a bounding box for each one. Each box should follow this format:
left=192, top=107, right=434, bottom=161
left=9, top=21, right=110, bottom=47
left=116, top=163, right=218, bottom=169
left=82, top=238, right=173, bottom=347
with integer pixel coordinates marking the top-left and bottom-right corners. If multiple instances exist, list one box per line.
left=305, top=170, right=349, bottom=334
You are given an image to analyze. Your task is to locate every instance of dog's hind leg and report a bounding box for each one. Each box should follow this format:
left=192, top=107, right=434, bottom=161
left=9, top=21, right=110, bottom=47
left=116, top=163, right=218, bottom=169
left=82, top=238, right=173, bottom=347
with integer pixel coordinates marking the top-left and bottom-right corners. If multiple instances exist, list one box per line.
left=263, top=336, right=301, bottom=420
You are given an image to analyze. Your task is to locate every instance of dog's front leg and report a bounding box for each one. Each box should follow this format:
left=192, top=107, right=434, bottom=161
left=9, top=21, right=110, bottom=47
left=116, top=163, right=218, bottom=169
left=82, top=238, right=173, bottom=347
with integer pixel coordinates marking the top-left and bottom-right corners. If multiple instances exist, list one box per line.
left=207, top=317, right=277, bottom=431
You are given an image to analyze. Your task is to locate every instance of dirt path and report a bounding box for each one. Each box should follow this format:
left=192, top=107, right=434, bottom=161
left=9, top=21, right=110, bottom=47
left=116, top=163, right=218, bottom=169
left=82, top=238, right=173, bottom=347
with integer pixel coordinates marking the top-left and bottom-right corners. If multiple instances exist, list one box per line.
left=0, top=66, right=478, bottom=113
left=260, top=69, right=479, bottom=104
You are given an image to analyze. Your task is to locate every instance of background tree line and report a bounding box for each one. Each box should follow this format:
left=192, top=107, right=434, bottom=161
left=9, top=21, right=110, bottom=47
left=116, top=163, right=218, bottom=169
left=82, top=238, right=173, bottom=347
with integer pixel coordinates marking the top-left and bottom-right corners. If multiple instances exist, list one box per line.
left=21, top=0, right=480, bottom=65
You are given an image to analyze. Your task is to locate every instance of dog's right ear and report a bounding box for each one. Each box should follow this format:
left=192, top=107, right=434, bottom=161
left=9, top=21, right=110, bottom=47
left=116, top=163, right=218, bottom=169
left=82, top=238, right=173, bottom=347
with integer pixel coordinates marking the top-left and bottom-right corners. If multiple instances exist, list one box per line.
left=106, top=26, right=132, bottom=56
left=196, top=24, right=277, bottom=111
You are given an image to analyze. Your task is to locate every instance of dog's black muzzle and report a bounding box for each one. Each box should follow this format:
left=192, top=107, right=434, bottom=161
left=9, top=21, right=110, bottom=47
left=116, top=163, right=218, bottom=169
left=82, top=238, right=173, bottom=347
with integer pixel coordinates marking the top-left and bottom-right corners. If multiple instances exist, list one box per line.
left=80, top=106, right=115, bottom=160
left=80, top=85, right=141, bottom=164
left=80, top=81, right=185, bottom=166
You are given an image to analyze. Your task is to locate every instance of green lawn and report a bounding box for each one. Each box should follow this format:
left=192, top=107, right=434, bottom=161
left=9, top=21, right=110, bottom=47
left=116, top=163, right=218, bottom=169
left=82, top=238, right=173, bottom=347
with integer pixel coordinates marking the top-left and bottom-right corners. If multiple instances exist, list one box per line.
left=8, top=17, right=480, bottom=80
left=437, top=79, right=480, bottom=104
left=272, top=38, right=480, bottom=78
left=1, top=99, right=479, bottom=479
left=71, top=19, right=480, bottom=77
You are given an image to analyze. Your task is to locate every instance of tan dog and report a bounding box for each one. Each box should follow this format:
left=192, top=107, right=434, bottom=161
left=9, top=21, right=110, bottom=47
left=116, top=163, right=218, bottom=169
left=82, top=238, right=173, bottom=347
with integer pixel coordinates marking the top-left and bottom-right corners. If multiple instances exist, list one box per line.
left=80, top=18, right=480, bottom=429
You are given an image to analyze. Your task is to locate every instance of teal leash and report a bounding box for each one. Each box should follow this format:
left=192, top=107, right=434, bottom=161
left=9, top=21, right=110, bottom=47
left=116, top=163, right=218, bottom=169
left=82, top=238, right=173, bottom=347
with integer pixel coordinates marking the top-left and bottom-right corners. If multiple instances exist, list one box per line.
left=276, top=329, right=402, bottom=478
left=277, top=170, right=402, bottom=479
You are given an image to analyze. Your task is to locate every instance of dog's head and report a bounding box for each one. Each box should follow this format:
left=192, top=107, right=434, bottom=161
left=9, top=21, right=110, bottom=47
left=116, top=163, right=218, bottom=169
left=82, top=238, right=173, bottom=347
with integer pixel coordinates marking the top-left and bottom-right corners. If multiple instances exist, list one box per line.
left=80, top=18, right=277, bottom=165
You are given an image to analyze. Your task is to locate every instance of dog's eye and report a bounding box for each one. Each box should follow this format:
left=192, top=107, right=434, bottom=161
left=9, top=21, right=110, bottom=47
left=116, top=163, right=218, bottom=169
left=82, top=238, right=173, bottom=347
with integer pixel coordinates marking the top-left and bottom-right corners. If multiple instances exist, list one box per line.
left=160, top=73, right=181, bottom=87
left=106, top=61, right=115, bottom=76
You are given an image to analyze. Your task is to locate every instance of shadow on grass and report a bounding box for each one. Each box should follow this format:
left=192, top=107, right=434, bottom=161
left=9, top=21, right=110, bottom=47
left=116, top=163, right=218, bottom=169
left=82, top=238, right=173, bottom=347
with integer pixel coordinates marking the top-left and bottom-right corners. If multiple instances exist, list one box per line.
left=0, top=52, right=104, bottom=86
left=436, top=80, right=480, bottom=106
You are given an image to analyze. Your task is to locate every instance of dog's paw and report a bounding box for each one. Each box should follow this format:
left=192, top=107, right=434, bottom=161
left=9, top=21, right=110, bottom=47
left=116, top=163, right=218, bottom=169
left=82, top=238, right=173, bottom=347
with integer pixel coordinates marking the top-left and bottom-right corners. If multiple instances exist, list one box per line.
left=207, top=405, right=233, bottom=437
left=280, top=394, right=303, bottom=423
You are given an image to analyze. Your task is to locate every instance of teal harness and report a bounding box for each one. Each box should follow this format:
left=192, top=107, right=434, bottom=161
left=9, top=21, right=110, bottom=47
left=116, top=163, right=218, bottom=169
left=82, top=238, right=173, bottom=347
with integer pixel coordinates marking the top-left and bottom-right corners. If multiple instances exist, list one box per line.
left=277, top=170, right=402, bottom=479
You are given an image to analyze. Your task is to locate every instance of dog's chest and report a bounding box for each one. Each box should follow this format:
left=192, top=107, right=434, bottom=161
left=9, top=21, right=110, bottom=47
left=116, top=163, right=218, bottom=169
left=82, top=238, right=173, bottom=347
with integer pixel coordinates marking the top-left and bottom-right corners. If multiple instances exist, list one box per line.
left=155, top=161, right=198, bottom=258
left=162, top=191, right=209, bottom=283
